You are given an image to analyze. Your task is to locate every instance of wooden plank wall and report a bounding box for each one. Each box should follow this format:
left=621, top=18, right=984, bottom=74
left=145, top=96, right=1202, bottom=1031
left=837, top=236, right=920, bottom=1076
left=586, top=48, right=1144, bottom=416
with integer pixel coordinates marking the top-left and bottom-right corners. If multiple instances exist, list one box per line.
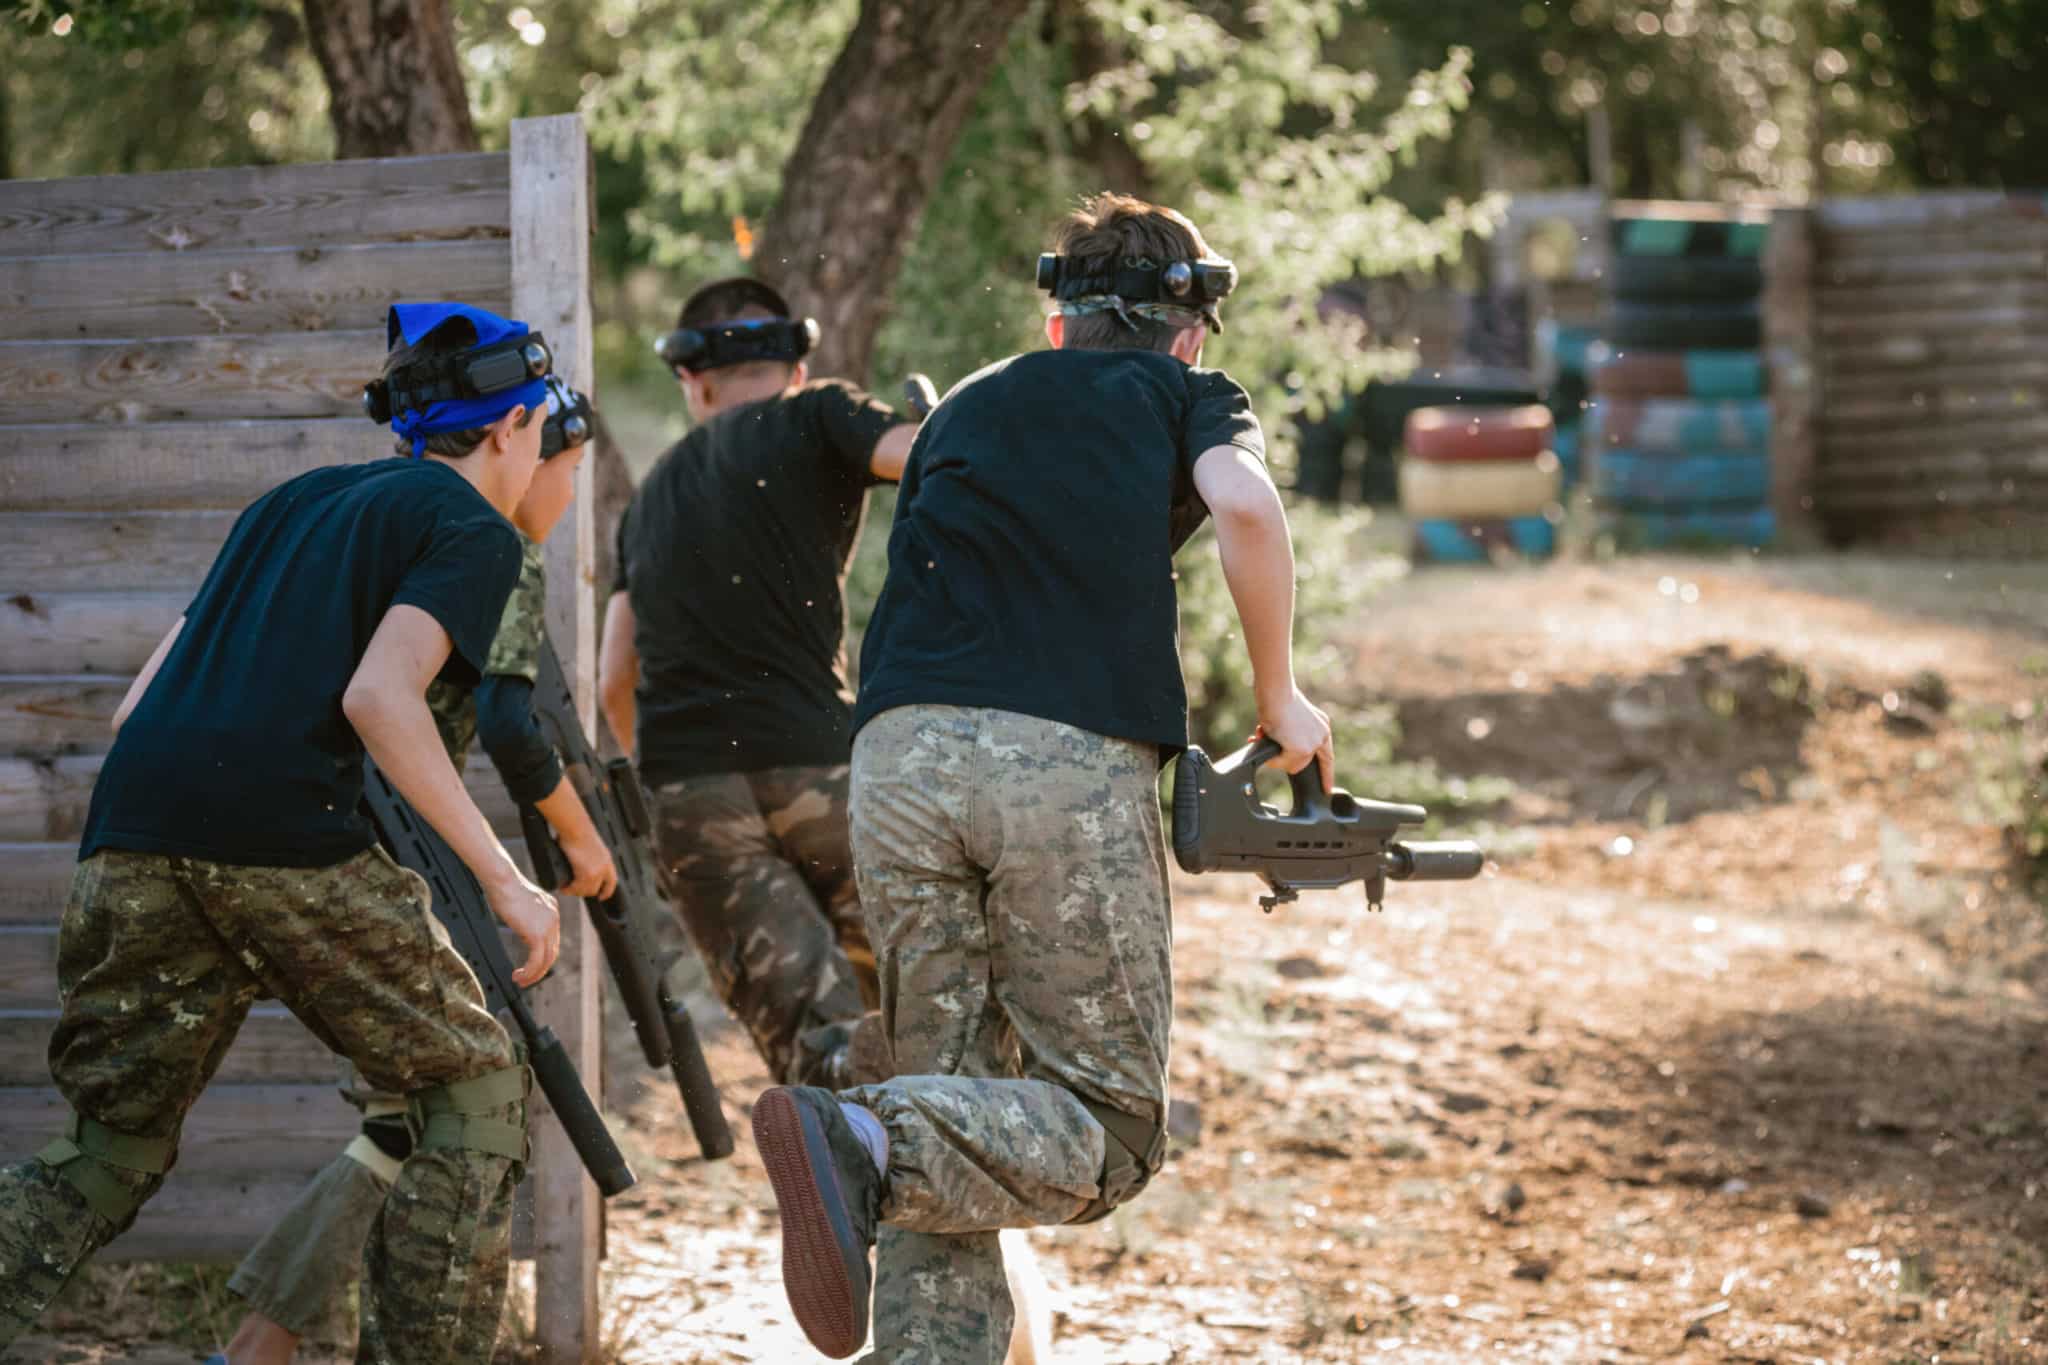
left=1810, top=193, right=2048, bottom=554
left=0, top=151, right=534, bottom=1261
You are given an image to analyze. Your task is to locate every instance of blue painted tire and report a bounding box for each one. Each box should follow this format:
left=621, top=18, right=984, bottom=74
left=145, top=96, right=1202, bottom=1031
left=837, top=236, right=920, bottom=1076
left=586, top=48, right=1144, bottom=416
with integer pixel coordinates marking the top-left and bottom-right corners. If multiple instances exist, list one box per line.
left=1598, top=506, right=1776, bottom=549
left=1592, top=449, right=1771, bottom=507
left=1585, top=398, right=1772, bottom=455
left=1611, top=217, right=1769, bottom=259
left=1412, top=515, right=1557, bottom=564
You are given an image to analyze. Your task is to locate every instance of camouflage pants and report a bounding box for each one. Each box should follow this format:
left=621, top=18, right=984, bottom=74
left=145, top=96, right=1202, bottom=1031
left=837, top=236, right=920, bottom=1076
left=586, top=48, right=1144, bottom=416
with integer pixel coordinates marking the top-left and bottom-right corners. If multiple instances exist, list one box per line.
left=840, top=706, right=1174, bottom=1365
left=0, top=847, right=523, bottom=1365
left=226, top=1077, right=407, bottom=1338
left=652, top=765, right=882, bottom=1085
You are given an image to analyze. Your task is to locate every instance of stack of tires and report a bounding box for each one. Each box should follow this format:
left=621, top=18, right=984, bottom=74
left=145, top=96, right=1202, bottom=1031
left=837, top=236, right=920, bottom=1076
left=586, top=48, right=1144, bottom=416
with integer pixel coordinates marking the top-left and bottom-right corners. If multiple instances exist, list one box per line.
left=1400, top=405, right=1563, bottom=563
left=1535, top=319, right=1600, bottom=488
left=1588, top=213, right=1775, bottom=548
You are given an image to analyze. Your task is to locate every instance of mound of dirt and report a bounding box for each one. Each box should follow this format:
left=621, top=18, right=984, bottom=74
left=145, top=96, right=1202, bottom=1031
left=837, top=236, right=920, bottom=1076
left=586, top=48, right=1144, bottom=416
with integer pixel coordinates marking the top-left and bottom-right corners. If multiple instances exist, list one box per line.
left=1395, top=645, right=1832, bottom=823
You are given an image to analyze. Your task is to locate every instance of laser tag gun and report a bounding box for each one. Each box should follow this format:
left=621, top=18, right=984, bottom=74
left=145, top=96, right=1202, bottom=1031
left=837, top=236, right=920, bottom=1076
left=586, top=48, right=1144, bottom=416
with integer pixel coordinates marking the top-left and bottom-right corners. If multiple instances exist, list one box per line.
left=359, top=761, right=636, bottom=1197
left=1172, top=737, right=1485, bottom=914
left=516, top=637, right=736, bottom=1162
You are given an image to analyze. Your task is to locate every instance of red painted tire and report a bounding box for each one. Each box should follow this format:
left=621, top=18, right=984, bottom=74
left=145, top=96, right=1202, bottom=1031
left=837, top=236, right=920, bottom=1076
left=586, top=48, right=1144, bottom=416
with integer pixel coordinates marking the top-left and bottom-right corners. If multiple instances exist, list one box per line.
left=1404, top=404, right=1556, bottom=463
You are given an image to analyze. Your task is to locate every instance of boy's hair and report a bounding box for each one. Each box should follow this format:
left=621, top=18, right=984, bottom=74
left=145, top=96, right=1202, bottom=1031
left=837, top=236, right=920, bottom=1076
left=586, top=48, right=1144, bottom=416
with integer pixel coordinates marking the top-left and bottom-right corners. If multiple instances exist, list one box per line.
left=382, top=317, right=539, bottom=459
left=676, top=276, right=801, bottom=387
left=1052, top=192, right=1215, bottom=353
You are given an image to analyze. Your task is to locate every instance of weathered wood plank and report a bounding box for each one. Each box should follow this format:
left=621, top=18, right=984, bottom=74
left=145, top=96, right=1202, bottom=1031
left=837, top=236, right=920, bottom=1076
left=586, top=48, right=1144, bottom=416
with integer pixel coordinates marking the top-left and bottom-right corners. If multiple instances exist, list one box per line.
left=512, top=112, right=603, bottom=1360
left=0, top=757, right=99, bottom=843
left=1820, top=330, right=2048, bottom=374
left=1815, top=192, right=2043, bottom=233
left=0, top=676, right=127, bottom=755
left=0, top=330, right=379, bottom=424
left=0, top=1008, right=338, bottom=1088
left=0, top=591, right=183, bottom=677
left=1824, top=388, right=2048, bottom=432
left=1822, top=362, right=2048, bottom=408
left=0, top=419, right=376, bottom=512
left=0, top=752, right=518, bottom=844
left=1816, top=449, right=2048, bottom=490
left=1814, top=412, right=2048, bottom=461
left=1813, top=279, right=2048, bottom=317
left=0, top=512, right=234, bottom=594
left=0, top=240, right=511, bottom=343
left=0, top=843, right=75, bottom=924
left=1816, top=247, right=2048, bottom=287
left=0, top=1084, right=357, bottom=1175
left=0, top=153, right=509, bottom=259
left=1814, top=481, right=2048, bottom=514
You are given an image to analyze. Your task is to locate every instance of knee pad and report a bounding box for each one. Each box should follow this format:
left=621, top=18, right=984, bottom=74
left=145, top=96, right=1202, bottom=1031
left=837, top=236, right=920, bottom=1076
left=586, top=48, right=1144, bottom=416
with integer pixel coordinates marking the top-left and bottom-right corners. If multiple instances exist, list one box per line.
left=1065, top=1098, right=1166, bottom=1225
left=36, top=1111, right=174, bottom=1227
left=404, top=1064, right=531, bottom=1164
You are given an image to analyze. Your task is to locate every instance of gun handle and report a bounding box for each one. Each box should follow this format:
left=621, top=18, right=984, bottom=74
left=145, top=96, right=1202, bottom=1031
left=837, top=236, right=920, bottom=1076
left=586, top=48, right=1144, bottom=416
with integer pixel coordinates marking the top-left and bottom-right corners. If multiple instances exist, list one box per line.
left=663, top=994, right=735, bottom=1161
left=518, top=804, right=573, bottom=893
left=527, top=1025, right=637, bottom=1196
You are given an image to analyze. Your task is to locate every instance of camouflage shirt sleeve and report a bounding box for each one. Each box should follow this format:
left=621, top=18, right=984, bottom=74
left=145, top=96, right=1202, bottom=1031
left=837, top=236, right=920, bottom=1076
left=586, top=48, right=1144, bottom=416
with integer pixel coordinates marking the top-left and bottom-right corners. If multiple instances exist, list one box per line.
left=483, top=535, right=548, bottom=684
left=425, top=676, right=478, bottom=769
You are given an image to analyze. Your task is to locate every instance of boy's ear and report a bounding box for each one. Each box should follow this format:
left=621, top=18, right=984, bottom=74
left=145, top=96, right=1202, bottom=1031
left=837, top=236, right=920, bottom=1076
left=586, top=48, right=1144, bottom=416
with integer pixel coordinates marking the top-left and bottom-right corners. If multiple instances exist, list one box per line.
left=790, top=359, right=809, bottom=388
left=486, top=404, right=531, bottom=453
left=1168, top=324, right=1204, bottom=365
left=1044, top=312, right=1065, bottom=350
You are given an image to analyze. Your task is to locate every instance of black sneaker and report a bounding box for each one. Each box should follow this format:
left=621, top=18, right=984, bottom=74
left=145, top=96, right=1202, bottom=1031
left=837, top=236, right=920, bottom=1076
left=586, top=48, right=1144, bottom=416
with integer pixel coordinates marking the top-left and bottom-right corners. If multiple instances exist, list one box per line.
left=752, top=1085, right=883, bottom=1358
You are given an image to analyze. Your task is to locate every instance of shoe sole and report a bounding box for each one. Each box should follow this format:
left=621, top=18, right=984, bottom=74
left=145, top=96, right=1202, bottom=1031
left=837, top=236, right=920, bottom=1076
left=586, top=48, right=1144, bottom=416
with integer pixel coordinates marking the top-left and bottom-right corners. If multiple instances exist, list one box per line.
left=753, top=1088, right=868, bottom=1358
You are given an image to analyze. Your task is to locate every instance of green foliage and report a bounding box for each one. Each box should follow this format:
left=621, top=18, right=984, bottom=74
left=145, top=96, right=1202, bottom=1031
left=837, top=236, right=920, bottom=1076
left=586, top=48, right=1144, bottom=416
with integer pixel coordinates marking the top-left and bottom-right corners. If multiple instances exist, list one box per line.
left=1967, top=699, right=2048, bottom=888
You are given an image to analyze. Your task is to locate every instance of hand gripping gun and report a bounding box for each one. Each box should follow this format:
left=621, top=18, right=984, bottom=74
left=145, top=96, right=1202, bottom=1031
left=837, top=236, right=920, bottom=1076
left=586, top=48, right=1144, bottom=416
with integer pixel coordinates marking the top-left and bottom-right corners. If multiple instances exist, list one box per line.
left=516, top=637, right=737, bottom=1162
left=1172, top=737, right=1485, bottom=913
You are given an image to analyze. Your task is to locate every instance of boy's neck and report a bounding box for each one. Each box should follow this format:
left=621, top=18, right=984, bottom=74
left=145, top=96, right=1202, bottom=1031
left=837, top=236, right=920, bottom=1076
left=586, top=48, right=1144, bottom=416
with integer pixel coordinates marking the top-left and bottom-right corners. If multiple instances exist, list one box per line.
left=427, top=451, right=521, bottom=521
left=700, top=372, right=799, bottom=420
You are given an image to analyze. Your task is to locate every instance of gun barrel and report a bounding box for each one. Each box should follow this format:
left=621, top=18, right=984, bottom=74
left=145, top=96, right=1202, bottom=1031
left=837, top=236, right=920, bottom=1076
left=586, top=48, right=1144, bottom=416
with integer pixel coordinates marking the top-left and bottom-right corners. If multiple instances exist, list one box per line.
left=528, top=1024, right=637, bottom=1196
left=1387, top=840, right=1485, bottom=882
left=663, top=993, right=736, bottom=1161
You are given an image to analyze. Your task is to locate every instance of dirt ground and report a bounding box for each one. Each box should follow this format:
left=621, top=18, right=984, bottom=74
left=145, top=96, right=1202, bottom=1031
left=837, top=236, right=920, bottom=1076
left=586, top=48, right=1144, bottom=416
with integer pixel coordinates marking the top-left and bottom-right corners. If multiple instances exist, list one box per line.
left=14, top=550, right=2048, bottom=1364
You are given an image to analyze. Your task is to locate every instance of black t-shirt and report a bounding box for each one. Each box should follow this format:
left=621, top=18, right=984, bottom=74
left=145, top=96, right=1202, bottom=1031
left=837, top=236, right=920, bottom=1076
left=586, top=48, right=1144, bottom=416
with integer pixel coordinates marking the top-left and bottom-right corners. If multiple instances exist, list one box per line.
left=852, top=348, right=1264, bottom=755
left=80, top=459, right=522, bottom=868
left=615, top=379, right=898, bottom=784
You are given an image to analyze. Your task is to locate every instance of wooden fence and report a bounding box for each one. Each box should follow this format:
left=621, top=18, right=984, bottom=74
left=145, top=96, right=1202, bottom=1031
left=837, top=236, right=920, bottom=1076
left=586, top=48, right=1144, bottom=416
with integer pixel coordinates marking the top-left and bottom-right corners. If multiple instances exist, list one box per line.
left=1797, top=193, right=2048, bottom=552
left=0, top=114, right=604, bottom=1360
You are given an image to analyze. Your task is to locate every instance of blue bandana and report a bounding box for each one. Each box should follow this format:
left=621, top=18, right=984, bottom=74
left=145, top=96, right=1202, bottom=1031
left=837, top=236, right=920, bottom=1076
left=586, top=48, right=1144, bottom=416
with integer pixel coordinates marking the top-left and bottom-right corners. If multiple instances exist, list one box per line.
left=385, top=302, right=551, bottom=458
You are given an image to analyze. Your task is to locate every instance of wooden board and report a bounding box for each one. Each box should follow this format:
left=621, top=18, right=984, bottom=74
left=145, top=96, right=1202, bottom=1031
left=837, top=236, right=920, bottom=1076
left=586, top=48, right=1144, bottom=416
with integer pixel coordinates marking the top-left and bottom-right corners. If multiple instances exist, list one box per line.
left=0, top=419, right=374, bottom=512
left=1813, top=278, right=2048, bottom=318
left=0, top=512, right=235, bottom=594
left=0, top=843, right=74, bottom=924
left=1815, top=248, right=2048, bottom=288
left=1814, top=412, right=2048, bottom=461
left=1820, top=330, right=2048, bottom=374
left=0, top=756, right=100, bottom=842
left=0, top=330, right=378, bottom=424
left=0, top=676, right=128, bottom=755
left=1815, top=193, right=2043, bottom=232
left=0, top=753, right=516, bottom=844
left=0, top=240, right=511, bottom=342
left=0, top=1084, right=357, bottom=1176
left=0, top=591, right=183, bottom=677
left=0, top=1008, right=338, bottom=1088
left=0, top=153, right=509, bottom=259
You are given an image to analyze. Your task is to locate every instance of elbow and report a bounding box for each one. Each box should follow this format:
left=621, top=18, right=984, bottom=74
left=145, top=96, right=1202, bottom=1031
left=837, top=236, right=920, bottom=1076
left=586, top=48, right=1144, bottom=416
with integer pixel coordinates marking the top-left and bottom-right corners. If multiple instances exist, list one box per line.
left=341, top=676, right=394, bottom=736
left=1208, top=485, right=1282, bottom=534
left=598, top=664, right=633, bottom=717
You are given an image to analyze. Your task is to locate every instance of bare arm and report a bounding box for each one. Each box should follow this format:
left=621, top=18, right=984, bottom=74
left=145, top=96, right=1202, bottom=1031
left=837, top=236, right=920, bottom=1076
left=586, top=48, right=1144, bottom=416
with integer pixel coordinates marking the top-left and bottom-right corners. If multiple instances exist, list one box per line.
left=598, top=590, right=639, bottom=758
left=111, top=616, right=185, bottom=734
left=869, top=422, right=920, bottom=483
left=1191, top=445, right=1334, bottom=791
left=532, top=775, right=619, bottom=899
left=343, top=605, right=560, bottom=985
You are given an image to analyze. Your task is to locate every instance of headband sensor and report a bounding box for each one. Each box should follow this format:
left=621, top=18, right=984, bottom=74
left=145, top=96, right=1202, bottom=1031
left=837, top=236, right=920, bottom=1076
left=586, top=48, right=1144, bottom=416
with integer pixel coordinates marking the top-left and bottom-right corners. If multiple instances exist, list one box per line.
left=539, top=375, right=594, bottom=461
left=654, top=316, right=820, bottom=376
left=1036, top=252, right=1238, bottom=331
left=362, top=332, right=553, bottom=425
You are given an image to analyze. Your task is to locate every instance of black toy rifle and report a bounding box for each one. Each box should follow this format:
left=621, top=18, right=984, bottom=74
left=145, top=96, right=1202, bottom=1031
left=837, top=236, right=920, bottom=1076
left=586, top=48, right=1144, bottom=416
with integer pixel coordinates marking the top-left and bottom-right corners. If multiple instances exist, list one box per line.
left=1173, top=737, right=1485, bottom=912
left=516, top=637, right=736, bottom=1162
left=359, top=760, right=636, bottom=1196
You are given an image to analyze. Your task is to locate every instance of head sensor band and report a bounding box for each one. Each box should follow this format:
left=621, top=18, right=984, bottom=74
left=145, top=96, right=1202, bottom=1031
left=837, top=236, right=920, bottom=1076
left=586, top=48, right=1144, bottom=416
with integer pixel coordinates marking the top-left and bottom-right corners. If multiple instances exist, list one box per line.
left=654, top=316, right=820, bottom=375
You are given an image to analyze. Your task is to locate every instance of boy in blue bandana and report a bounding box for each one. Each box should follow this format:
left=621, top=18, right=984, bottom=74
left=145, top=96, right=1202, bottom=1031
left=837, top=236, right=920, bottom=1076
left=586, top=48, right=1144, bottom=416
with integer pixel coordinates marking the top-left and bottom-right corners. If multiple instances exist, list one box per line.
left=0, top=303, right=560, bottom=1364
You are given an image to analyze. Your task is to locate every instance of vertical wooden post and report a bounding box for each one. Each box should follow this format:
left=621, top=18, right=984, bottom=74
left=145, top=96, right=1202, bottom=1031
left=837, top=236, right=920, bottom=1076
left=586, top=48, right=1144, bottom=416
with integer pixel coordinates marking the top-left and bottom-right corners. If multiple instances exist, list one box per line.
left=511, top=112, right=601, bottom=1365
left=1763, top=204, right=1820, bottom=546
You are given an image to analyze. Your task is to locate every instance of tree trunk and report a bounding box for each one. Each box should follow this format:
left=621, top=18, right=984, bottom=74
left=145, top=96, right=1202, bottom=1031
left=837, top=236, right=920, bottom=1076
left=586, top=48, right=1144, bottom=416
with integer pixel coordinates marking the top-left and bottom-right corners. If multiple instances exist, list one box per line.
left=298, top=0, right=478, bottom=158
left=754, top=0, right=1035, bottom=384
